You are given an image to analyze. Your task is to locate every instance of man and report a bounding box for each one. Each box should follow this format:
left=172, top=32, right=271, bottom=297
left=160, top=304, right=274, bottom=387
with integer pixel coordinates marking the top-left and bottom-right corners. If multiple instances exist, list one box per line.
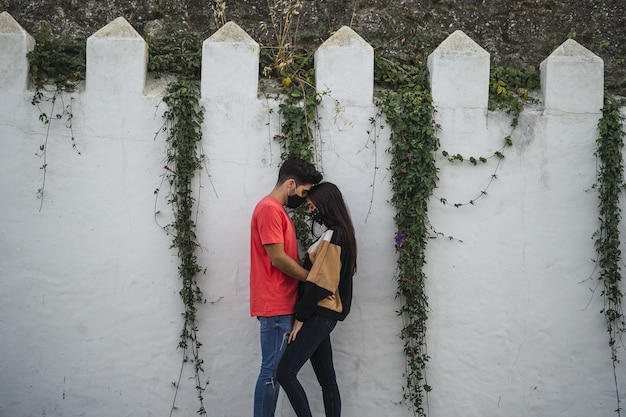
left=250, top=156, right=323, bottom=417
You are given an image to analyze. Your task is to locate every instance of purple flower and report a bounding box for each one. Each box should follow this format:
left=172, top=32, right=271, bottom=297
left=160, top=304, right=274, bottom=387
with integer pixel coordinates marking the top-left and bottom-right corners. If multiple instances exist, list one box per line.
left=400, top=167, right=407, bottom=174
left=407, top=152, right=413, bottom=159
left=395, top=233, right=407, bottom=247
left=430, top=119, right=436, bottom=125
left=400, top=276, right=409, bottom=283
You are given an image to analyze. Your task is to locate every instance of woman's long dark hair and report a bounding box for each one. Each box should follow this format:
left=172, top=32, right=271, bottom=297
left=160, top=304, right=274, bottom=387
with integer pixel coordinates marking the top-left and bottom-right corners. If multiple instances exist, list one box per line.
left=308, top=182, right=357, bottom=275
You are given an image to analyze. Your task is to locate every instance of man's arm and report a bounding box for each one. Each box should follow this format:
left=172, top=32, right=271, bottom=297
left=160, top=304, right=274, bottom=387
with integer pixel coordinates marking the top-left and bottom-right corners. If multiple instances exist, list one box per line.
left=264, top=243, right=308, bottom=282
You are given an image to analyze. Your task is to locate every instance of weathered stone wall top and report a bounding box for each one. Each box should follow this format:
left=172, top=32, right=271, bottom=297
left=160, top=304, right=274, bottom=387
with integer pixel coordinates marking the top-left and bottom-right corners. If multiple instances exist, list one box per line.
left=3, top=0, right=625, bottom=94
left=0, top=12, right=607, bottom=113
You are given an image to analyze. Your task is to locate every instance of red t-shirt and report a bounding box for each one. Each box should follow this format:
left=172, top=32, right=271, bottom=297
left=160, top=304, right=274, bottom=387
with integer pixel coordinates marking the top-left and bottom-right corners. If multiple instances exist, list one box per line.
left=250, top=195, right=299, bottom=316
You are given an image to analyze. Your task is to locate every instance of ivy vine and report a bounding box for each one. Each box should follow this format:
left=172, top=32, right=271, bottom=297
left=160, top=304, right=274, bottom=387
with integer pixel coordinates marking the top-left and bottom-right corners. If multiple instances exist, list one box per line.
left=375, top=55, right=438, bottom=416
left=488, top=65, right=540, bottom=127
left=160, top=78, right=207, bottom=417
left=148, top=28, right=208, bottom=416
left=27, top=30, right=84, bottom=210
left=373, top=57, right=546, bottom=415
left=26, top=25, right=210, bottom=414
left=595, top=93, right=626, bottom=416
left=261, top=0, right=320, bottom=250
left=435, top=66, right=539, bottom=208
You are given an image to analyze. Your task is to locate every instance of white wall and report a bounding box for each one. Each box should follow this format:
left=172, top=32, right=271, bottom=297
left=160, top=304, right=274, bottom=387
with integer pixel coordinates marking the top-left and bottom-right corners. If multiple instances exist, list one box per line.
left=0, top=11, right=624, bottom=417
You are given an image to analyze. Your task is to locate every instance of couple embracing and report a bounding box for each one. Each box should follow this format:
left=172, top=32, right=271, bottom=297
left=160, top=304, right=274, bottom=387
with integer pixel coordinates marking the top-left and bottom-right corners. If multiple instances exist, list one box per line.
left=250, top=156, right=357, bottom=417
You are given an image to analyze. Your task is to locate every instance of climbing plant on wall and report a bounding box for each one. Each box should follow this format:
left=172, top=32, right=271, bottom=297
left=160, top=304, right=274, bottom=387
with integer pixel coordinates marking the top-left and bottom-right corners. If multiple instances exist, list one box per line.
left=595, top=93, right=626, bottom=417
left=26, top=26, right=209, bottom=414
left=261, top=0, right=321, bottom=249
left=27, top=30, right=85, bottom=211
left=373, top=57, right=543, bottom=415
left=436, top=65, right=539, bottom=208
left=275, top=80, right=321, bottom=250
left=374, top=56, right=437, bottom=416
left=148, top=28, right=207, bottom=416
left=160, top=78, right=207, bottom=417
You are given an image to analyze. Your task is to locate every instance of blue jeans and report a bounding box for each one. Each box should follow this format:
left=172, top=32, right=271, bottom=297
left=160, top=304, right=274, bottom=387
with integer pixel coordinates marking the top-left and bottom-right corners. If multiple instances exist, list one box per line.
left=254, top=315, right=292, bottom=417
left=276, top=314, right=340, bottom=417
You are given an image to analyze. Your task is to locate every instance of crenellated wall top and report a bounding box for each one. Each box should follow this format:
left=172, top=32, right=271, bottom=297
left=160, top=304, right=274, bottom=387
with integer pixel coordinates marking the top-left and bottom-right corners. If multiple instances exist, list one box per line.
left=0, top=12, right=607, bottom=113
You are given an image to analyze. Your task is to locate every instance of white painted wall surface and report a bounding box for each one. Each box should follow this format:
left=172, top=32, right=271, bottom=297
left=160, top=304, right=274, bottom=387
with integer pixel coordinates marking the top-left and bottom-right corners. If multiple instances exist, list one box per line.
left=0, top=12, right=624, bottom=417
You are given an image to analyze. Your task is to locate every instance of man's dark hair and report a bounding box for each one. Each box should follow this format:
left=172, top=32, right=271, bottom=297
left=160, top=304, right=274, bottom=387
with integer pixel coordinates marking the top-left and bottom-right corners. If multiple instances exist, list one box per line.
left=277, top=156, right=323, bottom=186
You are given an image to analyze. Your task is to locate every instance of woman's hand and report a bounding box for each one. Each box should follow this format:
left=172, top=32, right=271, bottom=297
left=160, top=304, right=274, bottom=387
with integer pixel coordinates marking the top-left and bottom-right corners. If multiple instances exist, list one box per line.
left=288, top=320, right=303, bottom=343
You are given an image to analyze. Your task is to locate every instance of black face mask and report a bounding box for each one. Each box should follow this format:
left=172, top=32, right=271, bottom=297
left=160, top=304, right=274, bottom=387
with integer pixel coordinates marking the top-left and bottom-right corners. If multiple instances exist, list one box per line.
left=286, top=184, right=306, bottom=209
left=309, top=207, right=325, bottom=225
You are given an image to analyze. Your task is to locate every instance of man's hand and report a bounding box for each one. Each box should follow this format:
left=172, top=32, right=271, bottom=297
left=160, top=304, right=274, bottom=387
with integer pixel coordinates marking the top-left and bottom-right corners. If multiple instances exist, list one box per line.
left=287, top=320, right=303, bottom=343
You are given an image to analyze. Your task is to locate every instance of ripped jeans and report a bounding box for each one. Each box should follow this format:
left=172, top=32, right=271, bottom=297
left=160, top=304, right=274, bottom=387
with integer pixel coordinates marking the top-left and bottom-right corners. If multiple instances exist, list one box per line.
left=254, top=315, right=292, bottom=417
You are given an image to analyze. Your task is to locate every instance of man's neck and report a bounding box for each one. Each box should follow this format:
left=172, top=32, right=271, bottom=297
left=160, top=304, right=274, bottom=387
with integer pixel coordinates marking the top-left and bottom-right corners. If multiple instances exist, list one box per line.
left=269, top=186, right=286, bottom=206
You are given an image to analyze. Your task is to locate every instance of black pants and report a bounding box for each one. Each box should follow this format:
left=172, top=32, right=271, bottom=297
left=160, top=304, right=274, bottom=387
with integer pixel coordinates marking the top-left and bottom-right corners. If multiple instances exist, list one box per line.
left=276, top=314, right=340, bottom=417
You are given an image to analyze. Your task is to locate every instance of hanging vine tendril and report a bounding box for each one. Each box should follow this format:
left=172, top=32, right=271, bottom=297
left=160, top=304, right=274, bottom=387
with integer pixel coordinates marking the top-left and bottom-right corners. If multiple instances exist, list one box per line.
left=595, top=93, right=626, bottom=417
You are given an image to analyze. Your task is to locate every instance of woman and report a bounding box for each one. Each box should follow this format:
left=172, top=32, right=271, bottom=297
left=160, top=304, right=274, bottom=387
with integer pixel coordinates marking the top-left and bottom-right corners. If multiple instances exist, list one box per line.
left=276, top=182, right=357, bottom=417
